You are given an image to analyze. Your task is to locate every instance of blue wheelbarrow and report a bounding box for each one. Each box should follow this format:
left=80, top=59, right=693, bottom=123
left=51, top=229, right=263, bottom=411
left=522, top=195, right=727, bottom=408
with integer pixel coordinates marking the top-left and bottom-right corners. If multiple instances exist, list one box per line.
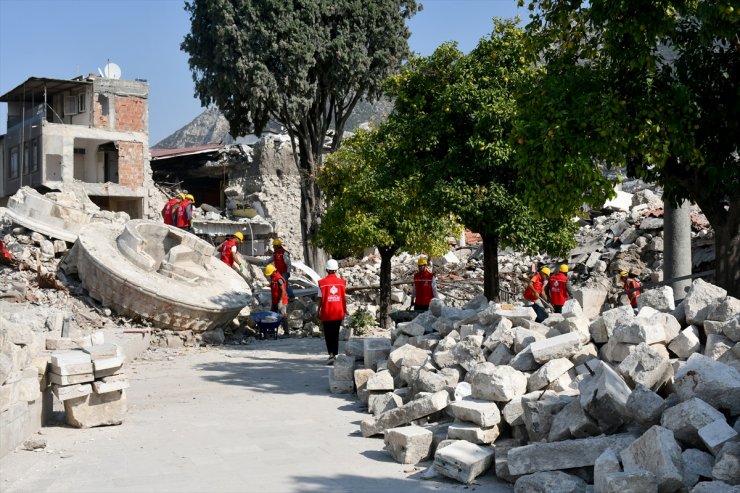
left=252, top=311, right=282, bottom=340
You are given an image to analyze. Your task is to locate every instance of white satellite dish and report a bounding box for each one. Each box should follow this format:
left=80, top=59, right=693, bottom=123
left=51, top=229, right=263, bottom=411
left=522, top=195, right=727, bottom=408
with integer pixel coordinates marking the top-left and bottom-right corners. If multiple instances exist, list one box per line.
left=103, top=62, right=122, bottom=79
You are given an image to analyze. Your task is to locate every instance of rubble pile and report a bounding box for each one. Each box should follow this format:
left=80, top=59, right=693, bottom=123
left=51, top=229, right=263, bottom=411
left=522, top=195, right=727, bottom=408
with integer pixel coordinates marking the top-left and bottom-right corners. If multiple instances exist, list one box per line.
left=329, top=278, right=739, bottom=491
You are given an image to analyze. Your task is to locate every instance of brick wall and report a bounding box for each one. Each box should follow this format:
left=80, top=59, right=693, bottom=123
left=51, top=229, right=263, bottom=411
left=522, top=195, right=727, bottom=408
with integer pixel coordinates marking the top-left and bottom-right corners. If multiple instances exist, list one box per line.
left=117, top=141, right=144, bottom=188
left=115, top=96, right=146, bottom=132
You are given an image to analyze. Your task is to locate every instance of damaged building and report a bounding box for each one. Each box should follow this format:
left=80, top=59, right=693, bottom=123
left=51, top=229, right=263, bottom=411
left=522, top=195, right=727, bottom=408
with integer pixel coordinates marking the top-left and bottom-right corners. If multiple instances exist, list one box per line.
left=0, top=74, right=154, bottom=218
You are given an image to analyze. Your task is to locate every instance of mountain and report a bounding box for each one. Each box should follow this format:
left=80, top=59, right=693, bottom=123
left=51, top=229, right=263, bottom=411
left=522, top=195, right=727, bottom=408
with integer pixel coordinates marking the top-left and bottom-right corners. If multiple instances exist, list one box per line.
left=151, top=99, right=394, bottom=149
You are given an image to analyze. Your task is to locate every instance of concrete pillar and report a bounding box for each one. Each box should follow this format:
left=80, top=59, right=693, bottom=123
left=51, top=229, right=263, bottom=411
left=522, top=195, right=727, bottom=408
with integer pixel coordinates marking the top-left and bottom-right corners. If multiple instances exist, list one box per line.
left=664, top=200, right=692, bottom=301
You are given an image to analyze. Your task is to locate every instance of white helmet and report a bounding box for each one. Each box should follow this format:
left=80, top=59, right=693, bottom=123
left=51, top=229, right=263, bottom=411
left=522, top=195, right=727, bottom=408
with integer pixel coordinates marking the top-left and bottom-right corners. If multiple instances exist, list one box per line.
left=326, top=259, right=339, bottom=271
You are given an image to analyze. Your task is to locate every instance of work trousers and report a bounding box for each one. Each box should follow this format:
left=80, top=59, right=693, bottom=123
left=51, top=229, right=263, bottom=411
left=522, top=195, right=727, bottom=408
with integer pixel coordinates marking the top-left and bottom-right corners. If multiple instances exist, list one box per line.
left=322, top=320, right=341, bottom=356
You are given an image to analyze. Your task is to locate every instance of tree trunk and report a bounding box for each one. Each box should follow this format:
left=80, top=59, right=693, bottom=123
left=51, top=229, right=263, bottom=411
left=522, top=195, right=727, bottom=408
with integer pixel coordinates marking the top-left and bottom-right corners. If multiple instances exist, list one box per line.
left=481, top=232, right=500, bottom=301
left=703, top=195, right=740, bottom=298
left=294, top=135, right=327, bottom=273
left=378, top=246, right=396, bottom=329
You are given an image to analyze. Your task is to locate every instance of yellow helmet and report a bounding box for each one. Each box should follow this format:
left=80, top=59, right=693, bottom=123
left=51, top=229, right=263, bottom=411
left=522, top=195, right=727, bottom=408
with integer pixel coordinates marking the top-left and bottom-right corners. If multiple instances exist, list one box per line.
left=272, top=239, right=282, bottom=247
left=418, top=257, right=428, bottom=266
left=234, top=231, right=244, bottom=241
left=178, top=193, right=186, bottom=199
left=186, top=194, right=194, bottom=202
left=540, top=267, right=551, bottom=276
left=559, top=264, right=569, bottom=273
left=264, top=264, right=276, bottom=276
left=619, top=270, right=629, bottom=277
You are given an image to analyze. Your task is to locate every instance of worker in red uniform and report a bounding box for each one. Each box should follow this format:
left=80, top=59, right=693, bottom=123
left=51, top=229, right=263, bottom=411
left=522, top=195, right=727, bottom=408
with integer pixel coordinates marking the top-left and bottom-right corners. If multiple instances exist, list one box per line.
left=318, top=259, right=347, bottom=365
left=174, top=194, right=194, bottom=231
left=265, top=263, right=290, bottom=337
left=0, top=240, right=15, bottom=266
left=410, top=257, right=438, bottom=311
left=218, top=232, right=244, bottom=272
left=271, top=239, right=294, bottom=300
left=620, top=271, right=641, bottom=309
left=161, top=194, right=182, bottom=225
left=547, top=264, right=575, bottom=313
left=524, top=266, right=550, bottom=322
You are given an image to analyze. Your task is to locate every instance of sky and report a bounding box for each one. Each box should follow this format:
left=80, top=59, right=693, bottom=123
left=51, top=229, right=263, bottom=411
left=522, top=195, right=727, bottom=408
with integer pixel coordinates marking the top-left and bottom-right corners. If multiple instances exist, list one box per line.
left=0, top=0, right=525, bottom=145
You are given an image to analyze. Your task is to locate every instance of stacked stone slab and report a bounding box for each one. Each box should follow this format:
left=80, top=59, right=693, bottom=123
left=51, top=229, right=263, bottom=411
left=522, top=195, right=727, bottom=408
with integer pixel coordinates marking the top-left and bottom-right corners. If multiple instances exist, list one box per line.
left=328, top=278, right=740, bottom=490
left=50, top=342, right=129, bottom=428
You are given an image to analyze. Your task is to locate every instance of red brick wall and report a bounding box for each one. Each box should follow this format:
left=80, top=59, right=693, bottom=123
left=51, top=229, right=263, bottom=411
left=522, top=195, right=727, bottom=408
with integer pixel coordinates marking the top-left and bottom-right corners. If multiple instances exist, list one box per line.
left=115, top=96, right=146, bottom=132
left=117, top=141, right=144, bottom=188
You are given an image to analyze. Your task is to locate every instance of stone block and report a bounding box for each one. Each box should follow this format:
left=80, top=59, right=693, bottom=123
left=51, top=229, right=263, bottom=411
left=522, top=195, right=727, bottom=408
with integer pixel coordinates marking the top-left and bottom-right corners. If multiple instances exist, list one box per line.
left=570, top=344, right=598, bottom=366
left=673, top=354, right=740, bottom=415
left=328, top=372, right=354, bottom=394
left=388, top=344, right=429, bottom=376
left=528, top=358, right=574, bottom=392
left=561, top=299, right=584, bottom=319
left=415, top=369, right=450, bottom=393
left=637, top=286, right=675, bottom=312
left=626, top=384, right=665, bottom=425
left=578, top=361, right=632, bottom=433
left=502, top=390, right=555, bottom=427
left=573, top=286, right=609, bottom=321
left=368, top=392, right=403, bottom=417
left=712, top=442, right=739, bottom=485
left=52, top=383, right=93, bottom=401
left=618, top=343, right=672, bottom=390
left=530, top=333, right=583, bottom=364
left=92, top=374, right=129, bottom=394
left=470, top=362, right=527, bottom=402
left=508, top=433, right=636, bottom=475
left=384, top=425, right=433, bottom=464
left=361, top=390, right=449, bottom=437
left=49, top=350, right=93, bottom=376
left=366, top=370, right=394, bottom=391
left=64, top=389, right=127, bottom=428
left=49, top=372, right=94, bottom=385
left=707, top=297, right=740, bottom=323
left=668, top=326, right=702, bottom=359
left=548, top=399, right=600, bottom=442
left=522, top=394, right=573, bottom=442
left=354, top=368, right=374, bottom=403
left=660, top=397, right=724, bottom=448
left=510, top=347, right=540, bottom=372
left=332, top=354, right=356, bottom=381
left=433, top=439, right=495, bottom=484
left=681, top=449, right=715, bottom=488
left=613, top=318, right=666, bottom=345
left=705, top=333, right=733, bottom=360
left=512, top=328, right=545, bottom=354
left=514, top=471, right=587, bottom=493
left=363, top=337, right=392, bottom=370
left=451, top=337, right=486, bottom=372
left=600, top=339, right=634, bottom=363
left=692, top=481, right=738, bottom=492
left=0, top=398, right=43, bottom=459
left=397, top=322, right=425, bottom=338
left=594, top=448, right=621, bottom=493
left=92, top=356, right=124, bottom=373
left=45, top=336, right=93, bottom=351
left=447, top=421, right=500, bottom=444
left=620, top=425, right=683, bottom=493
left=698, top=420, right=738, bottom=455
left=487, top=343, right=514, bottom=365
left=448, top=397, right=501, bottom=427
left=602, top=470, right=658, bottom=493
left=344, top=338, right=365, bottom=360
left=82, top=343, right=119, bottom=361
left=684, top=279, right=727, bottom=326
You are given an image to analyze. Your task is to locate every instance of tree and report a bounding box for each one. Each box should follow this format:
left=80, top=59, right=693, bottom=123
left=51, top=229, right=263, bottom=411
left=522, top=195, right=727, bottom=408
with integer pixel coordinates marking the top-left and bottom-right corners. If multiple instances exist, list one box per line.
left=515, top=0, right=739, bottom=296
left=382, top=19, right=576, bottom=300
left=315, top=129, right=453, bottom=328
left=181, top=0, right=419, bottom=269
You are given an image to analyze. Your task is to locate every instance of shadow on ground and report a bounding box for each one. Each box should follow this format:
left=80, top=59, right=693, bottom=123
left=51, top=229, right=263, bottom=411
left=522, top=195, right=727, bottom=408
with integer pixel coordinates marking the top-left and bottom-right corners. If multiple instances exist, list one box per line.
left=284, top=470, right=513, bottom=492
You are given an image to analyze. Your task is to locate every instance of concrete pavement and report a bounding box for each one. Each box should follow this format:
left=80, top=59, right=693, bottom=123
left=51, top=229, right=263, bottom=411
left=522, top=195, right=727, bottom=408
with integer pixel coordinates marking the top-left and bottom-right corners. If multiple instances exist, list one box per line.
left=0, top=338, right=512, bottom=492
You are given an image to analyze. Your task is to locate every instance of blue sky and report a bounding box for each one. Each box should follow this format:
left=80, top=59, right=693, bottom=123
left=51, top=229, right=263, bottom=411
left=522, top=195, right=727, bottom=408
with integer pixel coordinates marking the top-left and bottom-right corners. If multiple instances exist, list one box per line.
left=0, top=0, right=524, bottom=145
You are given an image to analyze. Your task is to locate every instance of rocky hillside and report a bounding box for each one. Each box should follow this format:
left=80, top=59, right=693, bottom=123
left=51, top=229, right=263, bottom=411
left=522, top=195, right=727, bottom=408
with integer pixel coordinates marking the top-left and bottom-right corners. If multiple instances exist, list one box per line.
left=152, top=99, right=394, bottom=149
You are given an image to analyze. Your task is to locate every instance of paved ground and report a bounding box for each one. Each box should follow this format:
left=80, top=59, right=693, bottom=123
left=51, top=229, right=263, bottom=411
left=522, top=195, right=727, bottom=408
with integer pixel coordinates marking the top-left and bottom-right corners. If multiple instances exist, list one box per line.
left=0, top=338, right=512, bottom=493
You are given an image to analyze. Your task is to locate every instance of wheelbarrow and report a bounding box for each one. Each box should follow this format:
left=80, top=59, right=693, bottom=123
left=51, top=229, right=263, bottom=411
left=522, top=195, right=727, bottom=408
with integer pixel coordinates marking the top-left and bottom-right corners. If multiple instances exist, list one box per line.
left=252, top=311, right=282, bottom=340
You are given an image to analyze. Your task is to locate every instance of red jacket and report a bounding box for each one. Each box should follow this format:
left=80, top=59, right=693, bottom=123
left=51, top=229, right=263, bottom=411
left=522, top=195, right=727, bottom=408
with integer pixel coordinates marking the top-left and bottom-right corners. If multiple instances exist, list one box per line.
left=271, top=272, right=288, bottom=306
left=624, top=278, right=641, bottom=307
left=175, top=199, right=192, bottom=228
left=524, top=273, right=546, bottom=302
left=413, top=270, right=435, bottom=306
left=219, top=238, right=239, bottom=267
left=548, top=272, right=569, bottom=306
left=162, top=198, right=179, bottom=225
left=318, top=273, right=347, bottom=322
left=273, top=247, right=288, bottom=274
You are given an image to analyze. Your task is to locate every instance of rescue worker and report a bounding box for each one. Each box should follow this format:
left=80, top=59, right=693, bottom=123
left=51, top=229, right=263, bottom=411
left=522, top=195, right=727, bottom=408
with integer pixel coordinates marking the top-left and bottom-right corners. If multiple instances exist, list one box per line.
left=410, top=257, right=438, bottom=311
left=174, top=194, right=194, bottom=231
left=547, top=264, right=574, bottom=313
left=265, top=263, right=290, bottom=337
left=620, top=271, right=642, bottom=309
left=524, top=266, right=550, bottom=322
left=317, top=259, right=347, bottom=365
left=218, top=232, right=244, bottom=272
left=162, top=193, right=182, bottom=226
left=271, top=239, right=294, bottom=300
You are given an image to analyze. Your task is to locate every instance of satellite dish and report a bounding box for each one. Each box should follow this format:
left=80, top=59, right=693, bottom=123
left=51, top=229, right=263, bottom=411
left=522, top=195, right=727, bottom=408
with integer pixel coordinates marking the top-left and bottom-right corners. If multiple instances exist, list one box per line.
left=103, top=62, right=122, bottom=79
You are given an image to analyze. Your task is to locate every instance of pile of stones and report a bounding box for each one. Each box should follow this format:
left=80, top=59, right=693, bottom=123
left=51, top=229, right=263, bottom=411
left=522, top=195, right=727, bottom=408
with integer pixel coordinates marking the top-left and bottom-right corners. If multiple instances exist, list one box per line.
left=329, top=278, right=739, bottom=491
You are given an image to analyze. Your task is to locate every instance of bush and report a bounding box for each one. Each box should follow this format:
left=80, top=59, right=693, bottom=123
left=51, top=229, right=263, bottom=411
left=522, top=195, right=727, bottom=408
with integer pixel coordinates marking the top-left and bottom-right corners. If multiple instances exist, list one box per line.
left=349, top=308, right=375, bottom=336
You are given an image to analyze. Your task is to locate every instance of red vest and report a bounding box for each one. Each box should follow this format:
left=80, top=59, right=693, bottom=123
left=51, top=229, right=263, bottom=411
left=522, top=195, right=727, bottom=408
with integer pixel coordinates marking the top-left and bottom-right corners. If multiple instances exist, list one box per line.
left=318, top=273, right=346, bottom=322
left=548, top=272, right=569, bottom=306
left=524, top=273, right=546, bottom=302
left=273, top=247, right=288, bottom=274
left=414, top=270, right=435, bottom=306
left=271, top=272, right=288, bottom=306
left=625, top=278, right=641, bottom=307
left=162, top=198, right=179, bottom=225
left=219, top=238, right=238, bottom=267
left=175, top=200, right=192, bottom=228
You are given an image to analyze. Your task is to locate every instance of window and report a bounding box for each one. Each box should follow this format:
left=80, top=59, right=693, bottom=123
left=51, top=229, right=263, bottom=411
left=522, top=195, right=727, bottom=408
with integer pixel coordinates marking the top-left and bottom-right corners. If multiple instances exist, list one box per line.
left=23, top=142, right=29, bottom=174
left=31, top=138, right=39, bottom=172
left=9, top=146, right=19, bottom=179
left=64, top=95, right=78, bottom=115
left=78, top=93, right=86, bottom=113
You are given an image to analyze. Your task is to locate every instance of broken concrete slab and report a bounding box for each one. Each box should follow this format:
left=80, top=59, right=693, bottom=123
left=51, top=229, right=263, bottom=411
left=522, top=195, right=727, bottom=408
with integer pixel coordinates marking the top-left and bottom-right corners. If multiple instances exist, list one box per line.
left=368, top=392, right=403, bottom=417
left=668, top=326, right=702, bottom=359
left=522, top=394, right=574, bottom=442
left=433, top=439, right=495, bottom=484
left=51, top=383, right=93, bottom=402
left=383, top=425, right=433, bottom=464
left=470, top=362, right=527, bottom=402
left=360, top=390, right=449, bottom=437
left=514, top=470, right=587, bottom=493
left=637, top=286, right=676, bottom=313
left=507, top=433, right=636, bottom=475
left=548, top=399, right=601, bottom=442
left=530, top=332, right=583, bottom=364
left=50, top=350, right=93, bottom=376
left=620, top=425, right=684, bottom=493
left=365, top=370, right=394, bottom=392
left=673, top=354, right=740, bottom=415
left=527, top=358, right=574, bottom=392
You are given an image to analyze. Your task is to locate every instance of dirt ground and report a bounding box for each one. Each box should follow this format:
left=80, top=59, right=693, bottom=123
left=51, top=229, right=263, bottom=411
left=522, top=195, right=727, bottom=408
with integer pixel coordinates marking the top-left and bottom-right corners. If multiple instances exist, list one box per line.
left=0, top=338, right=512, bottom=493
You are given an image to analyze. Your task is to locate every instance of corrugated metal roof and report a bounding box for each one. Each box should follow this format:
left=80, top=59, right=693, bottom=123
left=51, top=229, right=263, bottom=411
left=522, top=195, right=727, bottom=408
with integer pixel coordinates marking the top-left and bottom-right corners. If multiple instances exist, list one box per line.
left=0, top=77, right=92, bottom=102
left=150, top=145, right=225, bottom=159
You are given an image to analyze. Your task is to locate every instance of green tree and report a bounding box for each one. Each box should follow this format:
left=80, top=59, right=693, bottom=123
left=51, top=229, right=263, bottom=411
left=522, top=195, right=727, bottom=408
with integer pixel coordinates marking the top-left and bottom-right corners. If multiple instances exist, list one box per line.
left=382, top=19, right=576, bottom=300
left=516, top=0, right=739, bottom=296
left=181, top=0, right=419, bottom=269
left=315, top=129, right=452, bottom=328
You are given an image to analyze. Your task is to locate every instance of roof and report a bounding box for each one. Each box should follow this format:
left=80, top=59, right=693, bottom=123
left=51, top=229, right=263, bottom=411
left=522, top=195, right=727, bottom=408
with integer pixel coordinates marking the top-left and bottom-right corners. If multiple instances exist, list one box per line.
left=0, top=77, right=92, bottom=102
left=150, top=145, right=225, bottom=160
